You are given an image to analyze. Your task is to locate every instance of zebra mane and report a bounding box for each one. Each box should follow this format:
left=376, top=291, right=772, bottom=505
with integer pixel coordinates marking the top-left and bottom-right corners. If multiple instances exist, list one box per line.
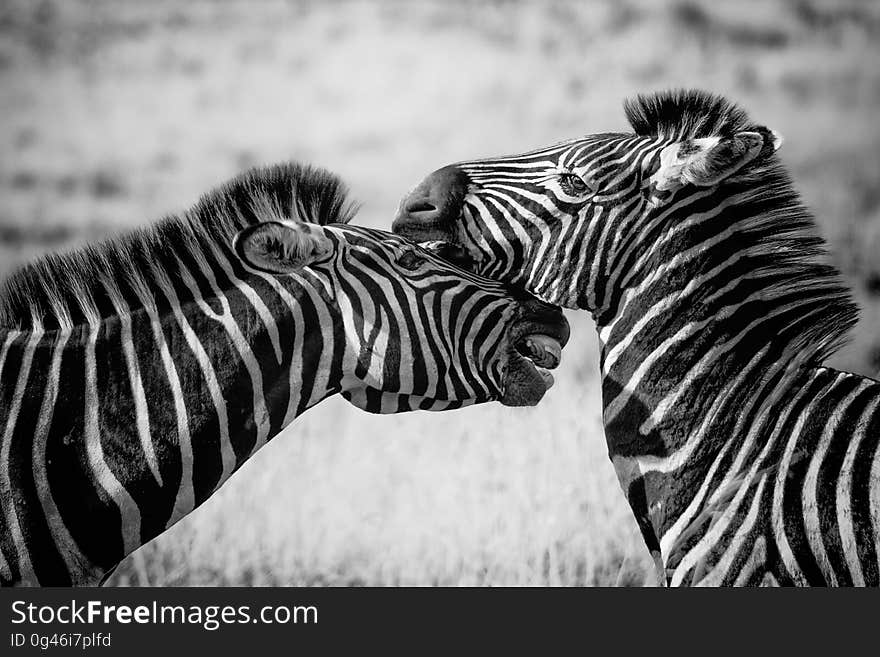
left=0, top=162, right=357, bottom=331
left=624, top=88, right=755, bottom=140
left=625, top=89, right=859, bottom=365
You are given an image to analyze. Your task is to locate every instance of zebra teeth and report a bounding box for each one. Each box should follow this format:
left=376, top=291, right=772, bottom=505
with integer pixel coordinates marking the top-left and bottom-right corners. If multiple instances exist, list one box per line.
left=519, top=334, right=562, bottom=369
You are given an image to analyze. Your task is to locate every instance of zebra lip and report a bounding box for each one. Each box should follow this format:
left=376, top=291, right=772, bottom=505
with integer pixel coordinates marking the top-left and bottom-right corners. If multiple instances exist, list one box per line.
left=515, top=334, right=563, bottom=369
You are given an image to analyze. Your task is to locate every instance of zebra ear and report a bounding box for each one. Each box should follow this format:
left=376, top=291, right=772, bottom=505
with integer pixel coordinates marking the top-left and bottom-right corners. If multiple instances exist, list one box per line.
left=233, top=221, right=334, bottom=274
left=651, top=131, right=766, bottom=194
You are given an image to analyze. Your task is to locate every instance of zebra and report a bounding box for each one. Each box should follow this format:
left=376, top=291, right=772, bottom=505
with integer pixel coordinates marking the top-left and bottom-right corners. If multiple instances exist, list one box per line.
left=0, top=162, right=569, bottom=586
left=393, top=89, right=880, bottom=586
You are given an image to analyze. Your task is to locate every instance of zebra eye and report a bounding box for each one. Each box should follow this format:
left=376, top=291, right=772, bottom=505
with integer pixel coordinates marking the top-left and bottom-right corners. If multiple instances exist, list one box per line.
left=558, top=173, right=594, bottom=197
left=397, top=251, right=427, bottom=271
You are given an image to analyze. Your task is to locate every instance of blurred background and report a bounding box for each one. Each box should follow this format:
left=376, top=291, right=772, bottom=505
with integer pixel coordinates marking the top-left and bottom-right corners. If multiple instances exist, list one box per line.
left=1, top=0, right=878, bottom=585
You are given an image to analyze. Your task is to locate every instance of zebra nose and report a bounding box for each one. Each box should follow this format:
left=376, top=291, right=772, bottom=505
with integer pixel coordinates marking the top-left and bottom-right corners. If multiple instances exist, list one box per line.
left=393, top=165, right=470, bottom=239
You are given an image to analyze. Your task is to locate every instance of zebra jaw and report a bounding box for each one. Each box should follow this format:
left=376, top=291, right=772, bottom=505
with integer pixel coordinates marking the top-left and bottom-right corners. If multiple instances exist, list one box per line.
left=417, top=239, right=563, bottom=398
left=419, top=238, right=565, bottom=402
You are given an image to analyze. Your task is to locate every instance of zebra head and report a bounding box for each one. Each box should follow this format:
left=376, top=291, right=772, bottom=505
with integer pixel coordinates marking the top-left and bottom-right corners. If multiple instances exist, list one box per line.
left=393, top=89, right=784, bottom=317
left=232, top=219, right=569, bottom=409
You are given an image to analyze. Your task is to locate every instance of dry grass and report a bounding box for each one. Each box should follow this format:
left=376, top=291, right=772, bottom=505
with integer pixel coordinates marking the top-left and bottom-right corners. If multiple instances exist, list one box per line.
left=0, top=0, right=878, bottom=585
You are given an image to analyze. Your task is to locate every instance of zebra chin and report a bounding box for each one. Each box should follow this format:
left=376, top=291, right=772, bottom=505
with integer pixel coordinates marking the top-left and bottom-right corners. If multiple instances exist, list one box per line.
left=500, top=350, right=556, bottom=407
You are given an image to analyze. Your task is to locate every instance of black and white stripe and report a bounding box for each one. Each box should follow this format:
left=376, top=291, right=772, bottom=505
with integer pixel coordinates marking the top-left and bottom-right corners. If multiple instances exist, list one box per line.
left=0, top=163, right=559, bottom=586
left=393, top=89, right=879, bottom=586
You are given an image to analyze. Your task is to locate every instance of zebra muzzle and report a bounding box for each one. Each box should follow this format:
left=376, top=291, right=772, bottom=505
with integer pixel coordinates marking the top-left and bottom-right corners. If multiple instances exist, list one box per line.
left=499, top=300, right=568, bottom=406
left=500, top=333, right=565, bottom=406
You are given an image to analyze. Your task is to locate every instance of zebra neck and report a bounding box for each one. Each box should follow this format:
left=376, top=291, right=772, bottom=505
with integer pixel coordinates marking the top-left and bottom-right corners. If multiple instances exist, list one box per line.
left=0, top=272, right=344, bottom=586
left=594, top=224, right=857, bottom=575
left=596, top=178, right=857, bottom=465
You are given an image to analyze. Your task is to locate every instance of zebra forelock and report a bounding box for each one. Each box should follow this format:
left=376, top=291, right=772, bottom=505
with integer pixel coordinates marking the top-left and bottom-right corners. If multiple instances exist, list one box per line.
left=0, top=162, right=357, bottom=331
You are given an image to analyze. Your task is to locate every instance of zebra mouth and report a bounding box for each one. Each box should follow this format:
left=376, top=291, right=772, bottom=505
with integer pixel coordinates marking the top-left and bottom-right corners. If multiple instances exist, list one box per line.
left=502, top=333, right=564, bottom=407
left=517, top=333, right=563, bottom=369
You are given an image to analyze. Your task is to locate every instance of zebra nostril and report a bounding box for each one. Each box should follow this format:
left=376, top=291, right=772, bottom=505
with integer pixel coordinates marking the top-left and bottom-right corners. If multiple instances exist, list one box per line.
left=404, top=199, right=438, bottom=216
